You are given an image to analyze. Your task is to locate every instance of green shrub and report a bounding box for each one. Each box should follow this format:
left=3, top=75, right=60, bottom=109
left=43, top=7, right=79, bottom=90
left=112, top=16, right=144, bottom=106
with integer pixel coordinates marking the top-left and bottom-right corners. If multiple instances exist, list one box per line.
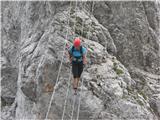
left=138, top=91, right=147, bottom=100
left=136, top=99, right=144, bottom=106
left=113, top=62, right=117, bottom=67
left=116, top=68, right=124, bottom=75
left=113, top=62, right=124, bottom=75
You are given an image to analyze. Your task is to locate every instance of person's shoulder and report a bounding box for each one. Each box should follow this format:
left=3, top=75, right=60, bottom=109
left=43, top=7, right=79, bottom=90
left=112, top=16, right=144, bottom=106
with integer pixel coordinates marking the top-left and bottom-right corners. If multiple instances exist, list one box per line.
left=69, top=45, right=74, bottom=49
left=69, top=46, right=73, bottom=52
left=82, top=46, right=87, bottom=54
left=81, top=46, right=85, bottom=49
left=82, top=46, right=86, bottom=50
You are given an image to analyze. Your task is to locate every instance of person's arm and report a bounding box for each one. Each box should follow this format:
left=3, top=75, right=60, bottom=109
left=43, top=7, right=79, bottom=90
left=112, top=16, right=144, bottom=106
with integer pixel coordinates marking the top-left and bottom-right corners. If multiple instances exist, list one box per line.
left=83, top=55, right=87, bottom=65
left=69, top=53, right=72, bottom=63
left=82, top=47, right=87, bottom=65
left=68, top=47, right=72, bottom=63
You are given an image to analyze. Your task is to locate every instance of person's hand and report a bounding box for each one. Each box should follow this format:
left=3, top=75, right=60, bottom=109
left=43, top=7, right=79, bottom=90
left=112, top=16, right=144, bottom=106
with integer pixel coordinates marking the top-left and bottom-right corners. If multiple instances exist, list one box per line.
left=69, top=58, right=72, bottom=63
left=83, top=59, right=87, bottom=65
left=69, top=58, right=72, bottom=64
left=66, top=59, right=71, bottom=65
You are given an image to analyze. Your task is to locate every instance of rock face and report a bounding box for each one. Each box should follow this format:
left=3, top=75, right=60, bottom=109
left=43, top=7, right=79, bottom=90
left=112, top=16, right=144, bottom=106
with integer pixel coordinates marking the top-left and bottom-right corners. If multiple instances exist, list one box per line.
left=1, top=1, right=160, bottom=120
left=93, top=1, right=160, bottom=74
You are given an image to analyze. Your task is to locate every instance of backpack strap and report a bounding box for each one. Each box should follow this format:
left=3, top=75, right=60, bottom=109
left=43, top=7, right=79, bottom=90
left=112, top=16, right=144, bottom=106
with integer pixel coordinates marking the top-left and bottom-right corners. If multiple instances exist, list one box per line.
left=72, top=46, right=75, bottom=55
left=80, top=46, right=83, bottom=55
left=70, top=45, right=84, bottom=61
left=71, top=46, right=83, bottom=56
left=70, top=46, right=84, bottom=62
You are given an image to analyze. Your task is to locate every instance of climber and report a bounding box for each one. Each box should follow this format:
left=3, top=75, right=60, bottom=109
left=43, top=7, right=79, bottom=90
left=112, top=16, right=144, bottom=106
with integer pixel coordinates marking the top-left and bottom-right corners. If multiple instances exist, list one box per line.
left=68, top=37, right=87, bottom=95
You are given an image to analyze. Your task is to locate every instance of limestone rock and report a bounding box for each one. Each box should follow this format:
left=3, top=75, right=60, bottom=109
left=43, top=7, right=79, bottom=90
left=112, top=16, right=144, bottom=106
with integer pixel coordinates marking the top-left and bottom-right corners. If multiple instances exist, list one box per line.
left=1, top=1, right=160, bottom=120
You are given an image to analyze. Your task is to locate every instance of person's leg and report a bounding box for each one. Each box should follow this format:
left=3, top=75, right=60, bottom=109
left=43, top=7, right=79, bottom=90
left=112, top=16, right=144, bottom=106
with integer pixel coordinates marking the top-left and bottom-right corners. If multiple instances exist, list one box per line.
left=74, top=78, right=79, bottom=95
left=74, top=78, right=78, bottom=94
left=72, top=63, right=78, bottom=90
left=77, top=62, right=84, bottom=89
left=73, top=77, right=78, bottom=89
left=77, top=77, right=80, bottom=88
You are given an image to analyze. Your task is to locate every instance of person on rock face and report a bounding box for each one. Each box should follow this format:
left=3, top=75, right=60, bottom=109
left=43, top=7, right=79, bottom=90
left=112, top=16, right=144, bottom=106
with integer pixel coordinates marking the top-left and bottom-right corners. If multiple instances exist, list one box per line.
left=68, top=38, right=87, bottom=95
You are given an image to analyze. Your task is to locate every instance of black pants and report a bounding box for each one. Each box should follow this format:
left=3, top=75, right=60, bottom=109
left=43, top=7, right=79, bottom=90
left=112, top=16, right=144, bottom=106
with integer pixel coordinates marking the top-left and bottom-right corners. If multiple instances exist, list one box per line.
left=72, top=62, right=83, bottom=78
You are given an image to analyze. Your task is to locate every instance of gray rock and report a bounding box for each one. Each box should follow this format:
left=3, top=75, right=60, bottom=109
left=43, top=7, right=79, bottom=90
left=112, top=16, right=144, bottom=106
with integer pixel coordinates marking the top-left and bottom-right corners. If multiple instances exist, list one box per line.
left=1, top=1, right=160, bottom=120
left=93, top=1, right=160, bottom=75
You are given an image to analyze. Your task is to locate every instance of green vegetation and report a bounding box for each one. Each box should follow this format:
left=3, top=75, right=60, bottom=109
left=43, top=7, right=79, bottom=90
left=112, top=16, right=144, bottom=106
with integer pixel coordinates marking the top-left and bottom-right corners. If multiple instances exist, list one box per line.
left=126, top=86, right=147, bottom=106
left=113, top=62, right=117, bottom=67
left=116, top=68, right=124, bottom=75
left=113, top=62, right=124, bottom=75
left=132, top=93, right=144, bottom=106
left=138, top=90, right=147, bottom=100
left=136, top=98, right=144, bottom=106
